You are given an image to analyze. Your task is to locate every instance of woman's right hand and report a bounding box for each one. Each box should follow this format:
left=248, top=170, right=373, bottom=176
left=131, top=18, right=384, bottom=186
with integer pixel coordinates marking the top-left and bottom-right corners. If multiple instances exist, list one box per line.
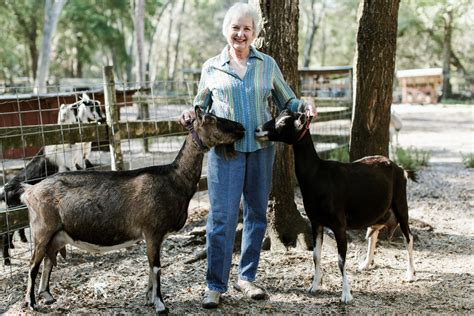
left=178, top=107, right=196, bottom=126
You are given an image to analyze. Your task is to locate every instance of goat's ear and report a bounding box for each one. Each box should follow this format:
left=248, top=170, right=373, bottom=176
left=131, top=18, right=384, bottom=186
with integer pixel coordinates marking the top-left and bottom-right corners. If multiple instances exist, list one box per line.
left=194, top=106, right=203, bottom=123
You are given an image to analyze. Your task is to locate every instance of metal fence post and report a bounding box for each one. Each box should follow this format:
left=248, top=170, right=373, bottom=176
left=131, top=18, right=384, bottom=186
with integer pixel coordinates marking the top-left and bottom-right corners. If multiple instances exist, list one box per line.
left=103, top=66, right=124, bottom=171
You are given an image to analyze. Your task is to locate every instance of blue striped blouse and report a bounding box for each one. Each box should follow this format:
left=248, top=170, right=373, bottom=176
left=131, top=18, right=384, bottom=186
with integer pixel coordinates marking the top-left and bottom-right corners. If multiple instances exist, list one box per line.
left=193, top=45, right=302, bottom=152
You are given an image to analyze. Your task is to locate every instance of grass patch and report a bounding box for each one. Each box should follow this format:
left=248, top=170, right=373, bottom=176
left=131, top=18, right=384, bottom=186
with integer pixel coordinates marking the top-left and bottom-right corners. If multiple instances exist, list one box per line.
left=461, top=152, right=474, bottom=168
left=394, top=146, right=430, bottom=170
left=327, top=146, right=350, bottom=162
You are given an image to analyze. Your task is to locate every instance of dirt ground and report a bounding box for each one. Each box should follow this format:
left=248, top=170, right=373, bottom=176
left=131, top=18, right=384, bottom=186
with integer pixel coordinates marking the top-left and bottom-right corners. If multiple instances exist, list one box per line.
left=1, top=104, right=473, bottom=314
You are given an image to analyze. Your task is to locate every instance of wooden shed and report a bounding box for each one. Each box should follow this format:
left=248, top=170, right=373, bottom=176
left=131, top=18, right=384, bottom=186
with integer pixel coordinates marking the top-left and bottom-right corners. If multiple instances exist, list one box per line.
left=396, top=68, right=442, bottom=104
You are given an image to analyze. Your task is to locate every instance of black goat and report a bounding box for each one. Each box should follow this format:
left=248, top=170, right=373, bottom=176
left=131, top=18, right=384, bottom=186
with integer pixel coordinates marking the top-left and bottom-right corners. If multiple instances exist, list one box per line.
left=256, top=108, right=417, bottom=303
left=20, top=107, right=245, bottom=313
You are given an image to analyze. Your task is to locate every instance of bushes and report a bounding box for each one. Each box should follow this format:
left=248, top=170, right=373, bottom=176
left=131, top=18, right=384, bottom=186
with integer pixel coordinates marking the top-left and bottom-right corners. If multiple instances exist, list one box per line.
left=461, top=153, right=474, bottom=168
left=394, top=146, right=430, bottom=170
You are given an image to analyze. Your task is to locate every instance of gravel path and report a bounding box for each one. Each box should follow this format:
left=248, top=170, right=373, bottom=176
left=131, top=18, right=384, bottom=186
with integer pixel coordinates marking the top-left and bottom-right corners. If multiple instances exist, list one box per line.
left=1, top=104, right=473, bottom=314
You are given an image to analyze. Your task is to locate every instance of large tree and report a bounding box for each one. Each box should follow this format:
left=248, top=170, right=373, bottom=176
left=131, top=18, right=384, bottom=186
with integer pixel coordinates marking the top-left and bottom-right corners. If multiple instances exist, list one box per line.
left=35, top=0, right=66, bottom=93
left=350, top=0, right=400, bottom=161
left=251, top=0, right=312, bottom=252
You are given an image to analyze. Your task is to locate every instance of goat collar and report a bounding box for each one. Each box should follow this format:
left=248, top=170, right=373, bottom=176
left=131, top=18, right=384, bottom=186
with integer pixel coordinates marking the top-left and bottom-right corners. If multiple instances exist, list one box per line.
left=185, top=121, right=208, bottom=151
left=296, top=116, right=312, bottom=142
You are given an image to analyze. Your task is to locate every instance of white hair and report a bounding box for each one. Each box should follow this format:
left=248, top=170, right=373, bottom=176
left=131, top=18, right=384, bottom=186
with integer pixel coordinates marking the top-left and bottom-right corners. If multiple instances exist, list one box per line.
left=222, top=3, right=262, bottom=38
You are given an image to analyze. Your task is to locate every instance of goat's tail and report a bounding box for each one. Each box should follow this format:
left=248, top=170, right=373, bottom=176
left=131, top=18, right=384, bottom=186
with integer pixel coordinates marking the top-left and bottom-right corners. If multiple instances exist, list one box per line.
left=405, top=170, right=418, bottom=183
left=19, top=183, right=34, bottom=205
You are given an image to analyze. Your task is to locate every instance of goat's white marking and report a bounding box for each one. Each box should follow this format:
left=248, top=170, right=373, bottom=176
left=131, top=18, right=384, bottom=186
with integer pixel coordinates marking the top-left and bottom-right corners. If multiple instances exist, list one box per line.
left=154, top=297, right=166, bottom=312
left=406, top=233, right=416, bottom=281
left=275, top=115, right=290, bottom=127
left=153, top=266, right=160, bottom=274
left=59, top=231, right=141, bottom=254
left=308, top=231, right=323, bottom=294
left=341, top=269, right=353, bottom=304
left=255, top=128, right=268, bottom=138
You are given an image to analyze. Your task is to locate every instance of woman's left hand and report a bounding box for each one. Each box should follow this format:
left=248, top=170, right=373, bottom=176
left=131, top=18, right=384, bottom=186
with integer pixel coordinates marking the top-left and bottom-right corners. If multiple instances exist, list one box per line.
left=300, top=100, right=317, bottom=118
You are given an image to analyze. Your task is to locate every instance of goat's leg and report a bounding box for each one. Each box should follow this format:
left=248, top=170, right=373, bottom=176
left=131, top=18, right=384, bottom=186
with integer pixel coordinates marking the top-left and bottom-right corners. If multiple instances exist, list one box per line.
left=2, top=233, right=13, bottom=265
left=38, top=255, right=56, bottom=304
left=19, top=228, right=28, bottom=242
left=399, top=221, right=415, bottom=281
left=308, top=225, right=323, bottom=294
left=359, top=226, right=382, bottom=270
left=393, top=196, right=416, bottom=281
left=334, top=228, right=353, bottom=304
left=25, top=248, right=46, bottom=310
left=146, top=239, right=167, bottom=314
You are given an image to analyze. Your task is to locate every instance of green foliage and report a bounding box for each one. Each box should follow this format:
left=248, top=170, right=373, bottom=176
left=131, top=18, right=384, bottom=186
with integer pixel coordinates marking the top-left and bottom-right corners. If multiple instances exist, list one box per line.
left=394, top=146, right=431, bottom=170
left=327, top=146, right=350, bottom=163
left=461, top=152, right=474, bottom=168
left=440, top=98, right=474, bottom=105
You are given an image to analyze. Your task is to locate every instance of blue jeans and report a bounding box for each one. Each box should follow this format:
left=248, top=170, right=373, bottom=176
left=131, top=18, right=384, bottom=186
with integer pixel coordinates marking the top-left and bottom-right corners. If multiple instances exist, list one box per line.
left=206, top=145, right=275, bottom=293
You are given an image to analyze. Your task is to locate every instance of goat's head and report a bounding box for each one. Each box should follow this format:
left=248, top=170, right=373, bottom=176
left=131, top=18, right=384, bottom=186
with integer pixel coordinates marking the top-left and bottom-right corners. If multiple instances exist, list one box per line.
left=58, top=104, right=78, bottom=124
left=77, top=93, right=106, bottom=123
left=255, top=108, right=310, bottom=144
left=192, top=106, right=245, bottom=150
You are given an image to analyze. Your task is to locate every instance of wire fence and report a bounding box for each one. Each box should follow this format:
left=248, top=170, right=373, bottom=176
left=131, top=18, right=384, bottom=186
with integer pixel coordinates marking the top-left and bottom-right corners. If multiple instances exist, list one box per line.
left=0, top=74, right=352, bottom=282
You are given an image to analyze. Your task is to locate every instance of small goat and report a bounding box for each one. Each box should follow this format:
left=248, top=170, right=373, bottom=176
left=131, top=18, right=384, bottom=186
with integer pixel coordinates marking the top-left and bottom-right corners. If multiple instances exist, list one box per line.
left=20, top=107, right=244, bottom=313
left=58, top=93, right=105, bottom=125
left=256, top=108, right=417, bottom=303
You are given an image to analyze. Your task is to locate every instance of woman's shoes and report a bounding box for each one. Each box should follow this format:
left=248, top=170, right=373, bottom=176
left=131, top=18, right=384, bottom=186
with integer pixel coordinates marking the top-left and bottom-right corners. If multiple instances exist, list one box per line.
left=233, top=279, right=266, bottom=300
left=202, top=289, right=221, bottom=309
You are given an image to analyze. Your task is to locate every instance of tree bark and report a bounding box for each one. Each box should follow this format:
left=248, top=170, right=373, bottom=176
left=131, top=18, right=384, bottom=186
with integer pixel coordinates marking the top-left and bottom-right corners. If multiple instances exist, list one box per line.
left=349, top=0, right=400, bottom=161
left=251, top=0, right=312, bottom=252
left=302, top=0, right=324, bottom=68
left=35, top=0, right=66, bottom=93
left=171, top=0, right=186, bottom=80
left=133, top=0, right=146, bottom=88
left=441, top=8, right=453, bottom=100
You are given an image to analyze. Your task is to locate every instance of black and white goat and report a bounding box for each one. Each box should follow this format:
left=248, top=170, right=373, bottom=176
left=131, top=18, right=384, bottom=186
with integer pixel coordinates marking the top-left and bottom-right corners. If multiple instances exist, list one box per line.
left=20, top=107, right=245, bottom=313
left=256, top=108, right=417, bottom=303
left=0, top=94, right=102, bottom=265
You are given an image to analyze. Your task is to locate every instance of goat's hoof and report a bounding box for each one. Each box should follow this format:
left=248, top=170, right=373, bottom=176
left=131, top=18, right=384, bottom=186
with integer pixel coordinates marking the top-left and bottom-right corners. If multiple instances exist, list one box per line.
left=154, top=298, right=168, bottom=314
left=307, top=285, right=319, bottom=295
left=405, top=272, right=416, bottom=282
left=358, top=262, right=371, bottom=271
left=39, top=291, right=56, bottom=305
left=4, top=258, right=11, bottom=266
left=340, top=292, right=353, bottom=304
left=23, top=300, right=36, bottom=311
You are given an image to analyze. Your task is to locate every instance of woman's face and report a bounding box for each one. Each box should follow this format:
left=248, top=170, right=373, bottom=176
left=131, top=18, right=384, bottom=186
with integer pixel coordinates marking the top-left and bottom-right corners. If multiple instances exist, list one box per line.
left=226, top=15, right=255, bottom=53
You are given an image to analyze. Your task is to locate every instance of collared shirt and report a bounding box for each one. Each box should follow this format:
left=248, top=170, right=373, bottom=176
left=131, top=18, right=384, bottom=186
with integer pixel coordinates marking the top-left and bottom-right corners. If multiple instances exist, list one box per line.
left=193, top=45, right=302, bottom=152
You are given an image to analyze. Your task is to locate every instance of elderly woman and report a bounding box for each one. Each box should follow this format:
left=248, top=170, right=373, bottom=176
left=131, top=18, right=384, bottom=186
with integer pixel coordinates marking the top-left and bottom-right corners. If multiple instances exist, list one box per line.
left=179, top=2, right=315, bottom=309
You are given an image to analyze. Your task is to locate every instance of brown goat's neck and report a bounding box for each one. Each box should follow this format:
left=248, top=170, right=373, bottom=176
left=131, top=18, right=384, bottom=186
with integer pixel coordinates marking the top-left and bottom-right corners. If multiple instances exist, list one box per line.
left=173, top=134, right=205, bottom=184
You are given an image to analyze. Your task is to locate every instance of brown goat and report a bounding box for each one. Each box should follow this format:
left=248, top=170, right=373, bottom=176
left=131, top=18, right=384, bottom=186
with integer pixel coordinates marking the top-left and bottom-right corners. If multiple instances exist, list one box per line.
left=21, top=107, right=245, bottom=313
left=256, top=108, right=417, bottom=303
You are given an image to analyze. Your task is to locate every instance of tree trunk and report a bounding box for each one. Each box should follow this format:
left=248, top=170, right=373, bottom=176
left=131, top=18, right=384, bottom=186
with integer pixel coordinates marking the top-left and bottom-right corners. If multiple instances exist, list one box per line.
left=133, top=0, right=146, bottom=87
left=349, top=0, right=400, bottom=161
left=251, top=0, right=312, bottom=252
left=441, top=8, right=453, bottom=101
left=165, top=1, right=176, bottom=80
left=302, top=0, right=324, bottom=68
left=171, top=0, right=186, bottom=80
left=35, top=0, right=66, bottom=94
left=147, top=0, right=171, bottom=82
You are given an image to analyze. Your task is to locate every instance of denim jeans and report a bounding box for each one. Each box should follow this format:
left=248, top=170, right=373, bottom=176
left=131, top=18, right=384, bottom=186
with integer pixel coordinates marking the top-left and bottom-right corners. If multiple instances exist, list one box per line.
left=206, top=145, right=275, bottom=293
